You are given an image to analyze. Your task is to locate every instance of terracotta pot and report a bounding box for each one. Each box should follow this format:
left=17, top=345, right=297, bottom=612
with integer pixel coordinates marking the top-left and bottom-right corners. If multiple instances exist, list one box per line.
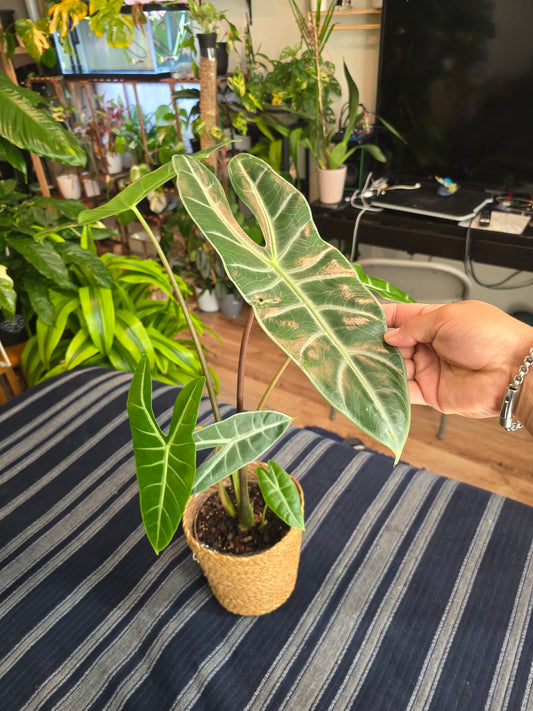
left=317, top=164, right=347, bottom=205
left=182, top=465, right=304, bottom=616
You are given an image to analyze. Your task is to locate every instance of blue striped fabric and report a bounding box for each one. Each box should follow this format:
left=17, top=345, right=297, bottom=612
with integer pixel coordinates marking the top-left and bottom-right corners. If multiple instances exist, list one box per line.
left=1, top=366, right=533, bottom=710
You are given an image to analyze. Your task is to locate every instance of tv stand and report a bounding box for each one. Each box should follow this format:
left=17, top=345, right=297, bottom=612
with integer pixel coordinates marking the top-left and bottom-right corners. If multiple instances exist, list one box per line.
left=311, top=202, right=533, bottom=273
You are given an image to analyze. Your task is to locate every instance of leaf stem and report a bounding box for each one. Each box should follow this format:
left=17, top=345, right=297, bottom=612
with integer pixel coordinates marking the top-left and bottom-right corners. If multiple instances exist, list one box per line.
left=132, top=206, right=221, bottom=422
left=257, top=356, right=291, bottom=411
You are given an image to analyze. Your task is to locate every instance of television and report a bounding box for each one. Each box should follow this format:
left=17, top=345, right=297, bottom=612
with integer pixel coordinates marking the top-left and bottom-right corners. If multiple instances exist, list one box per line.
left=375, top=0, right=533, bottom=196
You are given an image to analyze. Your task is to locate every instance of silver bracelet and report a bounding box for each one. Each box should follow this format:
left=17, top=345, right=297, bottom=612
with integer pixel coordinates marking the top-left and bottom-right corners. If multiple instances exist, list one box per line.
left=499, top=347, right=533, bottom=431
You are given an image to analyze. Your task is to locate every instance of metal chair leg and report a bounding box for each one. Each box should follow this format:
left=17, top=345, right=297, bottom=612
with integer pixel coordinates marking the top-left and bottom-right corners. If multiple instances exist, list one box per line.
left=437, top=413, right=447, bottom=440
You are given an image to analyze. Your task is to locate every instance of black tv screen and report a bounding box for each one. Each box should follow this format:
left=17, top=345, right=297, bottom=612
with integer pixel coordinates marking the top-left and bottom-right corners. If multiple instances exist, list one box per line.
left=376, top=0, right=533, bottom=195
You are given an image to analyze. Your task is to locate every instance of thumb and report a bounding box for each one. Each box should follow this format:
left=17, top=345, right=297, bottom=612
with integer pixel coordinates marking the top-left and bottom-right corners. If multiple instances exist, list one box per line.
left=384, top=305, right=445, bottom=348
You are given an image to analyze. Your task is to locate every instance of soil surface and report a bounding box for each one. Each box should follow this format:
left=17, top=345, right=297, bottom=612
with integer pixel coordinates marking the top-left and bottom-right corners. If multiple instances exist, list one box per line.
left=195, top=483, right=290, bottom=555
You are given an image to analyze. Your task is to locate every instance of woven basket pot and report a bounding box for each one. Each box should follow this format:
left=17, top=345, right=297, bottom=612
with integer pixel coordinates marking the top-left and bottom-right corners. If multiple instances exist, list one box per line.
left=182, top=464, right=304, bottom=616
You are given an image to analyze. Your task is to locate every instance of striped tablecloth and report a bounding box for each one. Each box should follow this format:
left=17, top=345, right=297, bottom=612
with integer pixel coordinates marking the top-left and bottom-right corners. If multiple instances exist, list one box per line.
left=1, top=366, right=533, bottom=710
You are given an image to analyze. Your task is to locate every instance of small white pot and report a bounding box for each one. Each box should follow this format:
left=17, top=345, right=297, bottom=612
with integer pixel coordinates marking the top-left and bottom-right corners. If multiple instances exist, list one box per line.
left=317, top=164, right=347, bottom=205
left=195, top=288, right=219, bottom=312
left=56, top=174, right=82, bottom=200
left=106, top=152, right=123, bottom=175
left=82, top=175, right=100, bottom=198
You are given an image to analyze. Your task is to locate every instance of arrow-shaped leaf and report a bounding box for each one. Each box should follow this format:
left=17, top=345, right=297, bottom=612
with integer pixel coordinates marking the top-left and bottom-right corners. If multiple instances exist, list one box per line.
left=127, top=357, right=204, bottom=554
left=173, top=153, right=410, bottom=460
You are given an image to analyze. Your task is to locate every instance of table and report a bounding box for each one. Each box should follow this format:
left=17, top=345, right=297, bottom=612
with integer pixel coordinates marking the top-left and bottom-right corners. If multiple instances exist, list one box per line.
left=311, top=203, right=533, bottom=273
left=2, top=366, right=533, bottom=710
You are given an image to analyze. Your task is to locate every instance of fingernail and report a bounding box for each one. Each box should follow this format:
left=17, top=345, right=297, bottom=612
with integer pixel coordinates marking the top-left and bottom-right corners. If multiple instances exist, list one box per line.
left=384, top=328, right=399, bottom=341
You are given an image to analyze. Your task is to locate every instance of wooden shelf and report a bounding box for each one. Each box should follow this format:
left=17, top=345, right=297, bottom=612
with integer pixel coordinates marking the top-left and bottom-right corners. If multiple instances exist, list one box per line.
left=332, top=23, right=381, bottom=30
left=318, top=6, right=382, bottom=30
left=328, top=8, right=381, bottom=14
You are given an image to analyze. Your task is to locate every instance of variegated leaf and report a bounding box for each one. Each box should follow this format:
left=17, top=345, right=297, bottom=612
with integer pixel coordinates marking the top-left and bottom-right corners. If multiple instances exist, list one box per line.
left=173, top=153, right=410, bottom=460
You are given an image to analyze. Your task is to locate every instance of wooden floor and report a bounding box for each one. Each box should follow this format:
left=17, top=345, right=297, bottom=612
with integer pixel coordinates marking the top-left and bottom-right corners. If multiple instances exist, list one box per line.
left=200, top=305, right=533, bottom=507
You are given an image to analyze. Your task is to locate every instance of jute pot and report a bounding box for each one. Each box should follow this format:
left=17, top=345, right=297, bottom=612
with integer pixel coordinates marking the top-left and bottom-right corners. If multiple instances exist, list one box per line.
left=182, top=465, right=304, bottom=616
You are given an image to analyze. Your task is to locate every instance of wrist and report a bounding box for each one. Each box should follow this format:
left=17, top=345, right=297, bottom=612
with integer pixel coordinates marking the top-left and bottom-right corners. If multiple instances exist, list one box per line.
left=516, top=376, right=533, bottom=434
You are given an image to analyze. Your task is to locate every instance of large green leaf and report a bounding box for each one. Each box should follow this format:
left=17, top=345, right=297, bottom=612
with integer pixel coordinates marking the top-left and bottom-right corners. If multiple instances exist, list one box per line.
left=192, top=410, right=293, bottom=494
left=0, top=72, right=85, bottom=166
left=78, top=162, right=176, bottom=223
left=127, top=357, right=204, bottom=554
left=36, top=294, right=78, bottom=368
left=173, top=153, right=410, bottom=460
left=7, top=235, right=74, bottom=289
left=79, top=285, right=115, bottom=356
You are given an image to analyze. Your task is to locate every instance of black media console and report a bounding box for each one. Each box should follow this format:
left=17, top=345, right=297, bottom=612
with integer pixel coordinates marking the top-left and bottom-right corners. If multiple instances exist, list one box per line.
left=311, top=202, right=533, bottom=273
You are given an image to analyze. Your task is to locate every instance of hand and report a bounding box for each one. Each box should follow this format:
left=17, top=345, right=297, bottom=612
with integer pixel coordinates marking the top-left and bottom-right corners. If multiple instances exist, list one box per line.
left=383, top=300, right=533, bottom=421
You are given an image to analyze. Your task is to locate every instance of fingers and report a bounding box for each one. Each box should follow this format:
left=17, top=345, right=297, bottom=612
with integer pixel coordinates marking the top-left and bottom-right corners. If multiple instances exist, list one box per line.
left=383, top=303, right=444, bottom=348
left=382, top=302, right=441, bottom=329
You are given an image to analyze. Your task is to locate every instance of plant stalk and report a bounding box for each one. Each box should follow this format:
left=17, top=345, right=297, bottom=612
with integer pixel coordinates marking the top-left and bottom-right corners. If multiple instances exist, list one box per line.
left=236, top=306, right=255, bottom=413
left=132, top=206, right=221, bottom=422
left=257, top=356, right=291, bottom=411
left=235, top=305, right=255, bottom=530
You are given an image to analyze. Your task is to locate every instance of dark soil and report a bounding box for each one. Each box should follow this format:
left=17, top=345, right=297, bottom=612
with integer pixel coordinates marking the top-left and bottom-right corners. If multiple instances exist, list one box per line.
left=195, top=483, right=290, bottom=555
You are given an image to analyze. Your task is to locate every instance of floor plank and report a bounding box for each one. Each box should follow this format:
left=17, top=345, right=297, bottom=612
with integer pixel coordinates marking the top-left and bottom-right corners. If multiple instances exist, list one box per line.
left=199, top=305, right=533, bottom=507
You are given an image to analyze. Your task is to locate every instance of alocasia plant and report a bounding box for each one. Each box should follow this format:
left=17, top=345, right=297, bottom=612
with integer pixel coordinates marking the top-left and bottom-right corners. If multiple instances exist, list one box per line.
left=79, top=150, right=411, bottom=554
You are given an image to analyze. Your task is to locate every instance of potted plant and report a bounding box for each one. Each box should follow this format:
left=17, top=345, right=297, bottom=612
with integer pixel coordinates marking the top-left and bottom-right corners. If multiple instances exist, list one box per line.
left=82, top=95, right=128, bottom=175
left=77, top=150, right=411, bottom=616
left=286, top=0, right=403, bottom=204
left=186, top=0, right=239, bottom=64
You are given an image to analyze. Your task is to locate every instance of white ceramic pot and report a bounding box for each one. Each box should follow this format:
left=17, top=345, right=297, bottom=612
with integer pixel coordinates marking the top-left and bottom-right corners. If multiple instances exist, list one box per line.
left=195, top=288, right=219, bottom=312
left=106, top=152, right=123, bottom=175
left=317, top=164, right=347, bottom=205
left=56, top=174, right=82, bottom=200
left=82, top=175, right=100, bottom=198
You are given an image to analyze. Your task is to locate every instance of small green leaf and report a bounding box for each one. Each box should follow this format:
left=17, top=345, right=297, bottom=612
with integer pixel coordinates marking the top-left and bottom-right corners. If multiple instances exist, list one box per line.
left=0, top=265, right=16, bottom=318
left=352, top=264, right=416, bottom=303
left=256, top=460, right=305, bottom=530
left=192, top=411, right=292, bottom=494
left=78, top=162, right=176, bottom=223
left=64, top=329, right=100, bottom=369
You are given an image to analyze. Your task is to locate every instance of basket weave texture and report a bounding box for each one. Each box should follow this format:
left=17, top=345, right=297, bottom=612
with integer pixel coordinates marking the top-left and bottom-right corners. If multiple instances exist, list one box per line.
left=182, top=465, right=304, bottom=616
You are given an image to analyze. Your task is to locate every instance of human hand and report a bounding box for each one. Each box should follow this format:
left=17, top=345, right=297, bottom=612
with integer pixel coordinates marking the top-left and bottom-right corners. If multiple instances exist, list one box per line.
left=383, top=300, right=533, bottom=421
